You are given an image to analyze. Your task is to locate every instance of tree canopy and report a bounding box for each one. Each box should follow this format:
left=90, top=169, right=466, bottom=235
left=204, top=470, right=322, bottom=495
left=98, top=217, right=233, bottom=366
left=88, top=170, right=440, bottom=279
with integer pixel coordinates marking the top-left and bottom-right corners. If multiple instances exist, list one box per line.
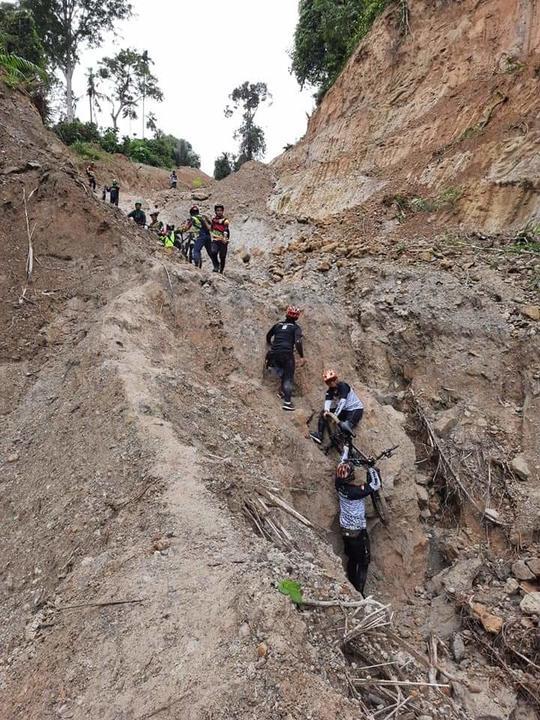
left=97, top=48, right=163, bottom=131
left=291, top=0, right=388, bottom=98
left=225, top=81, right=270, bottom=169
left=23, top=0, right=132, bottom=119
left=214, top=152, right=235, bottom=180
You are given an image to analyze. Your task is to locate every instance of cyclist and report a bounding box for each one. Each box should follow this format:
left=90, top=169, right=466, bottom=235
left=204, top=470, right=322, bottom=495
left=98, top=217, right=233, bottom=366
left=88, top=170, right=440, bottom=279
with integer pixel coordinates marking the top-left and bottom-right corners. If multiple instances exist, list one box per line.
left=310, top=370, right=364, bottom=445
left=335, top=459, right=379, bottom=595
left=265, top=306, right=305, bottom=411
left=181, top=206, right=217, bottom=270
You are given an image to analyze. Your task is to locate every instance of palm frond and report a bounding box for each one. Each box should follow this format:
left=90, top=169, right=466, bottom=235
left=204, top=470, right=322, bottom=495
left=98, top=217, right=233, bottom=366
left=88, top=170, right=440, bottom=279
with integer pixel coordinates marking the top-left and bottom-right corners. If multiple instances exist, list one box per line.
left=0, top=51, right=46, bottom=85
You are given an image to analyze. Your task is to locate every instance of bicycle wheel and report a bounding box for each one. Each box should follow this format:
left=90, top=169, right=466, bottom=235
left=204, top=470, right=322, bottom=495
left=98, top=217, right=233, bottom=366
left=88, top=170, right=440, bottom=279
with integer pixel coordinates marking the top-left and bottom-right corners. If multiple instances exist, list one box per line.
left=371, top=490, right=388, bottom=525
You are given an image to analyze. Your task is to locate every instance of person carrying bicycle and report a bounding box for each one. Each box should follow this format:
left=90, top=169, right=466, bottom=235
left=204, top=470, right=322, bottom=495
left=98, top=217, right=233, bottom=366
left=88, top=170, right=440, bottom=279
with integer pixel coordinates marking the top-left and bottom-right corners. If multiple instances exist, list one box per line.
left=265, top=306, right=305, bottom=412
left=310, top=370, right=364, bottom=445
left=335, top=458, right=380, bottom=595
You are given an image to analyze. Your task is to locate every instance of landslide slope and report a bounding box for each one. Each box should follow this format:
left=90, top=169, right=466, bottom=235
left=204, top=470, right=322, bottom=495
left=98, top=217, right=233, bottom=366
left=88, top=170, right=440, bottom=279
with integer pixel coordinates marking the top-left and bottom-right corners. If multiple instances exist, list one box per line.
left=272, top=0, right=540, bottom=233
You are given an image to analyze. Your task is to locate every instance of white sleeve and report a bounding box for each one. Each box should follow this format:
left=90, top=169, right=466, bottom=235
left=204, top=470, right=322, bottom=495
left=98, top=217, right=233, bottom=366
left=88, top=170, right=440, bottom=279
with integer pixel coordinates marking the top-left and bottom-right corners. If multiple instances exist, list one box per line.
left=324, top=400, right=332, bottom=412
left=335, top=399, right=346, bottom=416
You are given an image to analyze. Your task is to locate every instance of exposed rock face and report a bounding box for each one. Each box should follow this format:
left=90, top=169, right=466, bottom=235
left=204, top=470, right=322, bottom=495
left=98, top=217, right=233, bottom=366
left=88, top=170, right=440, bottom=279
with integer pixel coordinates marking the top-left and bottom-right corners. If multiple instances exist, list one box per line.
left=271, top=0, right=540, bottom=231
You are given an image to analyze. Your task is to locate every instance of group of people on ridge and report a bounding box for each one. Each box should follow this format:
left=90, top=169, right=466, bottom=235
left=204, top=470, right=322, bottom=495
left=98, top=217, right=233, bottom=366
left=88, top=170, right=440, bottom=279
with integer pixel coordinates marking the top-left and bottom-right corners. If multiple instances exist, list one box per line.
left=266, top=305, right=375, bottom=595
left=85, top=164, right=231, bottom=274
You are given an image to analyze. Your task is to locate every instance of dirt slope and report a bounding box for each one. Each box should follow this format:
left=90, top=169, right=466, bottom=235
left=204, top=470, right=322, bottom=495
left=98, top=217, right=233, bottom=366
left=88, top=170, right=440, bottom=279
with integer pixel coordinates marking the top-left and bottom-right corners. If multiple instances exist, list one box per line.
left=1, top=32, right=539, bottom=720
left=272, top=0, right=540, bottom=233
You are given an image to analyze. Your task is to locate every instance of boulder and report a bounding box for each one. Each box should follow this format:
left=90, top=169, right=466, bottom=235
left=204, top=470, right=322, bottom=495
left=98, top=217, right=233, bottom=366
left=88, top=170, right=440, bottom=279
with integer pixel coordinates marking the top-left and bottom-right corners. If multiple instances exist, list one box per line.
left=416, top=485, right=430, bottom=508
left=470, top=602, right=503, bottom=634
left=512, top=560, right=535, bottom=581
left=433, top=408, right=460, bottom=438
left=520, top=305, right=540, bottom=321
left=525, top=558, right=540, bottom=577
left=422, top=594, right=461, bottom=639
left=504, top=578, right=520, bottom=595
left=432, top=557, right=483, bottom=594
left=191, top=190, right=210, bottom=201
left=510, top=454, right=530, bottom=481
left=520, top=592, right=540, bottom=615
left=452, top=633, right=466, bottom=662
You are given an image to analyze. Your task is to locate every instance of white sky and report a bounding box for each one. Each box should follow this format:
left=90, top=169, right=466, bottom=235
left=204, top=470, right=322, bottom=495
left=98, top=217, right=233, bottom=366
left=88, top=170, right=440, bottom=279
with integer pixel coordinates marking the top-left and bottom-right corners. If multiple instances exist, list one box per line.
left=73, top=0, right=315, bottom=174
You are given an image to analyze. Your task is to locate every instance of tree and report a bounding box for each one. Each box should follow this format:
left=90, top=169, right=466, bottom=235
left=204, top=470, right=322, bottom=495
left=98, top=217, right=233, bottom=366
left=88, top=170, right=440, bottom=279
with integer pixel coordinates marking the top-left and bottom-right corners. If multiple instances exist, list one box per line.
left=86, top=66, right=105, bottom=125
left=98, top=48, right=163, bottom=132
left=214, top=152, right=235, bottom=180
left=0, top=3, right=45, bottom=68
left=173, top=138, right=200, bottom=168
left=291, top=0, right=388, bottom=98
left=22, top=0, right=132, bottom=120
left=225, top=81, right=270, bottom=169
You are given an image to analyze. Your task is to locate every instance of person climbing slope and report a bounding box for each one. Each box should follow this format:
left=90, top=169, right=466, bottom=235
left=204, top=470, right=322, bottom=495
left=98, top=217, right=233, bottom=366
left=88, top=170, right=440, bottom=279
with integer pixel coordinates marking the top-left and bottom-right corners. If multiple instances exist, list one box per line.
left=86, top=162, right=97, bottom=191
left=210, top=204, right=230, bottom=274
left=335, top=458, right=379, bottom=595
left=310, top=370, right=364, bottom=446
left=127, top=201, right=147, bottom=226
left=106, top=180, right=120, bottom=206
left=148, top=209, right=163, bottom=234
left=181, top=206, right=217, bottom=270
left=169, top=170, right=178, bottom=189
left=265, top=306, right=305, bottom=411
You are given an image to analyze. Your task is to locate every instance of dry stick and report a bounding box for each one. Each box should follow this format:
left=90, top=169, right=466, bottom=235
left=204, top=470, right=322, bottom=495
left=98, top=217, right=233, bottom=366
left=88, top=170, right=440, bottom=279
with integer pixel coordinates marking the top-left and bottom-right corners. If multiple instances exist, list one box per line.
left=428, top=634, right=438, bottom=685
left=261, top=488, right=314, bottom=527
left=352, top=679, right=450, bottom=689
left=300, top=597, right=372, bottom=609
left=56, top=598, right=144, bottom=611
left=21, top=186, right=38, bottom=302
left=383, top=695, right=411, bottom=720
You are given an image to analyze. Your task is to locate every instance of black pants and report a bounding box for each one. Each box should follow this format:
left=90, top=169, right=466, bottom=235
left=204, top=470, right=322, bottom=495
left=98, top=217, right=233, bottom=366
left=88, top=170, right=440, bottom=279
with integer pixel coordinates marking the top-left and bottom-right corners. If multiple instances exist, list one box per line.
left=343, top=529, right=370, bottom=594
left=211, top=241, right=228, bottom=273
left=318, top=408, right=363, bottom=437
left=267, top=351, right=295, bottom=402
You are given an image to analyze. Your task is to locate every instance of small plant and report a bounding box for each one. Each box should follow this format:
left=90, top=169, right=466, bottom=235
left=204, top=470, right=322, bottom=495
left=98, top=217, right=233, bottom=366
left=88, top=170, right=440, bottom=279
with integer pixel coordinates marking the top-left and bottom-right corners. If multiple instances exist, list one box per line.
left=277, top=579, right=304, bottom=605
left=192, top=176, right=204, bottom=189
left=436, top=186, right=463, bottom=207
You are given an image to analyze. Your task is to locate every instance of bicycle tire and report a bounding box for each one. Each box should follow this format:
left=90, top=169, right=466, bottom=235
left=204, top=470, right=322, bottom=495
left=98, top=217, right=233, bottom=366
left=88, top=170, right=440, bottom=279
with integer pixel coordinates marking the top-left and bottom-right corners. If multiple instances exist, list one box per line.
left=371, top=490, right=388, bottom=525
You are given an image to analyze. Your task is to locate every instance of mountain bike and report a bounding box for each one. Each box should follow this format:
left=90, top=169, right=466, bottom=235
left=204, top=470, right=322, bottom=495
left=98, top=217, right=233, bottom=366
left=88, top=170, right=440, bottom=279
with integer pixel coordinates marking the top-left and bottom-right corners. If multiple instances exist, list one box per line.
left=323, top=412, right=398, bottom=525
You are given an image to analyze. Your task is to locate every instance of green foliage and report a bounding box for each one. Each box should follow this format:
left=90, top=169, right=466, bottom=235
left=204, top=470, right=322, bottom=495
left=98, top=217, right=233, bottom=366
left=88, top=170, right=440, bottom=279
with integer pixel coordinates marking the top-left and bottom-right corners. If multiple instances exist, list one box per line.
left=70, top=140, right=103, bottom=160
left=192, top=176, right=203, bottom=189
left=277, top=579, right=304, bottom=605
left=387, top=187, right=463, bottom=219
left=53, top=118, right=101, bottom=145
left=173, top=137, right=200, bottom=168
left=23, top=0, right=132, bottom=119
left=292, top=0, right=389, bottom=96
left=214, top=152, right=235, bottom=180
left=225, top=81, right=270, bottom=163
left=0, top=3, right=45, bottom=67
left=98, top=48, right=163, bottom=131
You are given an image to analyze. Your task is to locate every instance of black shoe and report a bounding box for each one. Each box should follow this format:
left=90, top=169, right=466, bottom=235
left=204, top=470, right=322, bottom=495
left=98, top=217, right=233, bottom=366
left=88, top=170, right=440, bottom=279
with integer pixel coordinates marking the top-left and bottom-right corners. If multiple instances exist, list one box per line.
left=282, top=401, right=295, bottom=411
left=310, top=432, right=322, bottom=444
left=212, top=268, right=219, bottom=273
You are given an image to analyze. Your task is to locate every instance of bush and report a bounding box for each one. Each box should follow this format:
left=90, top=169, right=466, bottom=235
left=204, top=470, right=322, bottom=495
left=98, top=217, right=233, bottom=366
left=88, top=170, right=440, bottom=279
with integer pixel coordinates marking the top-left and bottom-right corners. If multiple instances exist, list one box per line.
left=71, top=141, right=103, bottom=160
left=53, top=119, right=101, bottom=146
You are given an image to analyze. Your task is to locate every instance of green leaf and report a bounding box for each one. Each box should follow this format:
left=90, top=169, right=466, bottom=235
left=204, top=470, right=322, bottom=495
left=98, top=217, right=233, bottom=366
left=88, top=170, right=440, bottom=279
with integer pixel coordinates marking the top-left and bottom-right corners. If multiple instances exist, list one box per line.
left=277, top=579, right=304, bottom=605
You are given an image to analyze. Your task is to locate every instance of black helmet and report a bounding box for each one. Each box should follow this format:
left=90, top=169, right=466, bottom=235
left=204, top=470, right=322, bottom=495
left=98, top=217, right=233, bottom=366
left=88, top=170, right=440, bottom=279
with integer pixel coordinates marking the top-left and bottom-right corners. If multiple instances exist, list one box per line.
left=190, top=205, right=199, bottom=216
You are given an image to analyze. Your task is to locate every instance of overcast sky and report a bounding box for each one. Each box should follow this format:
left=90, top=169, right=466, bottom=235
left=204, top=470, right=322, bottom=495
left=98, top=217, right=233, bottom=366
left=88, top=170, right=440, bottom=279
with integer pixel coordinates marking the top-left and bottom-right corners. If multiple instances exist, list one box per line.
left=73, top=0, right=314, bottom=174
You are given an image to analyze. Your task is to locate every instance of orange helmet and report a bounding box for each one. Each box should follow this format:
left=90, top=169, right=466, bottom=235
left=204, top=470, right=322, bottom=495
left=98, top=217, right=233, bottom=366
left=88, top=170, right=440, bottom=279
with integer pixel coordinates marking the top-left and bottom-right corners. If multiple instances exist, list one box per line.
left=286, top=305, right=301, bottom=320
left=336, top=461, right=354, bottom=480
left=323, top=369, right=338, bottom=384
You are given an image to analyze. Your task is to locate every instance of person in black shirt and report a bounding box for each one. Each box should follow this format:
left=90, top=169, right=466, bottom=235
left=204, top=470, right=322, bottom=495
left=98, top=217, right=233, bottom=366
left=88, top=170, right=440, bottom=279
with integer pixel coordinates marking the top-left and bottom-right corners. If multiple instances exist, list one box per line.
left=107, top=180, right=120, bottom=206
left=266, top=306, right=305, bottom=411
left=127, top=201, right=147, bottom=226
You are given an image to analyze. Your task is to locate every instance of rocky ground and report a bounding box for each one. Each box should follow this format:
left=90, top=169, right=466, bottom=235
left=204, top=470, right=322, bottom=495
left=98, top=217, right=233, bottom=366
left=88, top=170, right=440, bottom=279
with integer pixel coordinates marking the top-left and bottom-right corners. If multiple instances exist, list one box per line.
left=1, top=67, right=539, bottom=720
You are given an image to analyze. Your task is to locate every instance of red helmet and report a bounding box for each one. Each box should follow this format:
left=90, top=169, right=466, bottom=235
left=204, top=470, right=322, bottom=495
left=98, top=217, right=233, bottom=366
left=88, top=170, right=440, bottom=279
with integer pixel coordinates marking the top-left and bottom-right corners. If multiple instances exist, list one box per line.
left=286, top=305, right=301, bottom=320
left=323, top=369, right=338, bottom=384
left=336, top=461, right=355, bottom=480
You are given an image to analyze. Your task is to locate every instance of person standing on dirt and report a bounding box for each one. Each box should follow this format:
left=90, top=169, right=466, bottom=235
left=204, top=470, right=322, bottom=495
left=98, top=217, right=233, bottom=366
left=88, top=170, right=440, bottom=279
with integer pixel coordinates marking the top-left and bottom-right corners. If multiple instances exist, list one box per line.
left=127, top=201, right=147, bottom=227
left=310, top=370, right=364, bottom=445
left=148, top=209, right=163, bottom=234
left=86, top=163, right=97, bottom=191
left=169, top=170, right=178, bottom=189
left=335, top=459, right=379, bottom=595
left=106, top=180, right=120, bottom=206
left=265, top=306, right=305, bottom=412
left=181, top=206, right=216, bottom=270
left=210, top=204, right=230, bottom=274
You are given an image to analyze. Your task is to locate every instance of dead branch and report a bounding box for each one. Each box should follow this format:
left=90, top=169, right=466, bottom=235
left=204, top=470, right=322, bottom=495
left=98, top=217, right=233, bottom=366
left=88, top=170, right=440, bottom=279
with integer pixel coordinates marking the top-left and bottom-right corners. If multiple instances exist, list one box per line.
left=352, top=678, right=449, bottom=689
left=259, top=488, right=313, bottom=527
left=56, top=598, right=144, bottom=611
left=20, top=186, right=38, bottom=303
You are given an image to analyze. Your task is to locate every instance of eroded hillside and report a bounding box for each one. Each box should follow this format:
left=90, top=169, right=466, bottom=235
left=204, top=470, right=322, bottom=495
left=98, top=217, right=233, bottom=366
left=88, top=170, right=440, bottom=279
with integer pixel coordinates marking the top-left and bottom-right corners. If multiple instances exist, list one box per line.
left=272, top=0, right=540, bottom=234
left=0, top=25, right=539, bottom=720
